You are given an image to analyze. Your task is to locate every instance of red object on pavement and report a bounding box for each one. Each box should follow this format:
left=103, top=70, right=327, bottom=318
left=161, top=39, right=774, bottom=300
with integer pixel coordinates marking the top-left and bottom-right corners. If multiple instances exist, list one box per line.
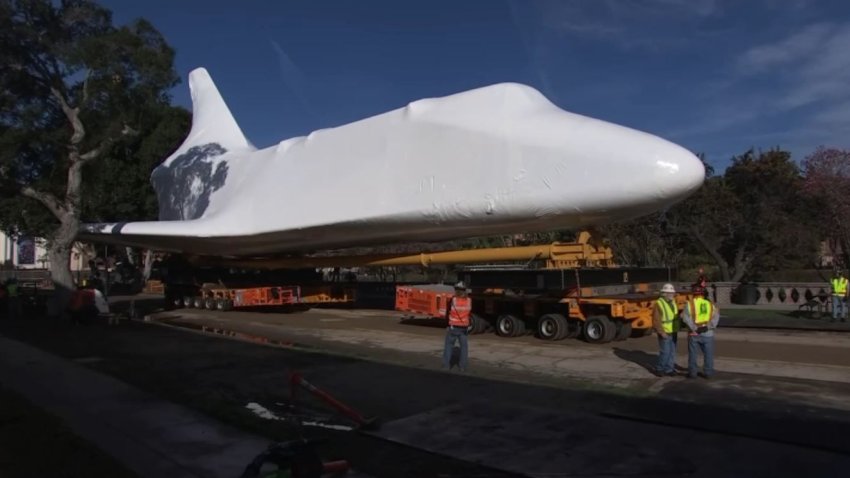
left=289, top=371, right=378, bottom=429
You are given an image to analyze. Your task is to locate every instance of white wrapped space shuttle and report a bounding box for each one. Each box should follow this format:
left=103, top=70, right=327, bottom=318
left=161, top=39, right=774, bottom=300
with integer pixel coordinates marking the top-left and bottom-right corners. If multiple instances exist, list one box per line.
left=79, top=68, right=704, bottom=256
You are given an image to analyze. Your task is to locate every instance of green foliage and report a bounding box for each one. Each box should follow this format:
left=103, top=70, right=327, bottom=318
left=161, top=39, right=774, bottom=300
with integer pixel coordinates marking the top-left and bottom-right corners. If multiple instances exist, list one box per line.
left=0, top=0, right=186, bottom=235
left=82, top=105, right=190, bottom=222
left=0, top=0, right=187, bottom=305
left=593, top=148, right=822, bottom=281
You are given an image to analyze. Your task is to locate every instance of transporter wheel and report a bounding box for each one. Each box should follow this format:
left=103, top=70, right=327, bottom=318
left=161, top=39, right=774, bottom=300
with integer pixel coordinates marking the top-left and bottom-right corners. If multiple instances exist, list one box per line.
left=583, top=315, right=616, bottom=344
left=470, top=314, right=489, bottom=334
left=193, top=297, right=204, bottom=309
left=183, top=296, right=195, bottom=308
left=222, top=299, right=234, bottom=311
left=496, top=314, right=524, bottom=337
left=171, top=296, right=184, bottom=309
left=203, top=297, right=215, bottom=310
left=214, top=298, right=226, bottom=311
left=614, top=320, right=632, bottom=341
left=537, top=314, right=569, bottom=341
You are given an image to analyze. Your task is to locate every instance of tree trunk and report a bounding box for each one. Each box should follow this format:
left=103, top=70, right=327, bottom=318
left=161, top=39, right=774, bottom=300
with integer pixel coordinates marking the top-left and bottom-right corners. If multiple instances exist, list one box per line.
left=143, top=249, right=154, bottom=281
left=688, top=227, right=732, bottom=281
left=46, top=219, right=79, bottom=318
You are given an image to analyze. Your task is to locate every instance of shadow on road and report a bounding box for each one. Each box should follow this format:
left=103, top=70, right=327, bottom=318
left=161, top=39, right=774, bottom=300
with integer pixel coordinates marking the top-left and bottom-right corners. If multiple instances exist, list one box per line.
left=612, top=347, right=657, bottom=374
left=398, top=317, right=446, bottom=329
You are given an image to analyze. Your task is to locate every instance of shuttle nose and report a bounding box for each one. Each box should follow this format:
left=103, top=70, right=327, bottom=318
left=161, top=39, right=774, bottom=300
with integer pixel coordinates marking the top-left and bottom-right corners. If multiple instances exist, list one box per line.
left=652, top=143, right=705, bottom=201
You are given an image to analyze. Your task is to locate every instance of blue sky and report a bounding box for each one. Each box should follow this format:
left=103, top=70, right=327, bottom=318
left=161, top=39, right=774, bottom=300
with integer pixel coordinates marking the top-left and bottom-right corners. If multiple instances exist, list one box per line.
left=101, top=0, right=850, bottom=171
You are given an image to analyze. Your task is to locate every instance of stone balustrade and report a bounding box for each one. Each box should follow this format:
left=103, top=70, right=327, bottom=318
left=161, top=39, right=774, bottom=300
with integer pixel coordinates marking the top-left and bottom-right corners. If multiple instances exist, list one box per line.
left=707, top=281, right=832, bottom=309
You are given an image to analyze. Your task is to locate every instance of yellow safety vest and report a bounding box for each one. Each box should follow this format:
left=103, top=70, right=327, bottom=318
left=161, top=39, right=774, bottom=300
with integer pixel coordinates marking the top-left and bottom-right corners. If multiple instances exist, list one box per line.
left=831, top=278, right=848, bottom=296
left=656, top=299, right=678, bottom=333
left=689, top=297, right=713, bottom=325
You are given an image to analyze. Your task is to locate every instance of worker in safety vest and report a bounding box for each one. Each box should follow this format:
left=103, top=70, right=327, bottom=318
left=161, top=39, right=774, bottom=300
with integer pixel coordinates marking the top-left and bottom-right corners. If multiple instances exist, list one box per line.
left=442, top=281, right=471, bottom=372
left=692, top=267, right=708, bottom=298
left=6, top=278, right=21, bottom=320
left=652, top=283, right=680, bottom=377
left=682, top=294, right=720, bottom=379
left=830, top=269, right=848, bottom=322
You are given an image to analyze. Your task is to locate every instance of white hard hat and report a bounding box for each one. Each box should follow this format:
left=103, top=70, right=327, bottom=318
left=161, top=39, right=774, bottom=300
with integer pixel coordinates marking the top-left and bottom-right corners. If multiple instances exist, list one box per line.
left=661, top=283, right=676, bottom=293
left=454, top=281, right=466, bottom=289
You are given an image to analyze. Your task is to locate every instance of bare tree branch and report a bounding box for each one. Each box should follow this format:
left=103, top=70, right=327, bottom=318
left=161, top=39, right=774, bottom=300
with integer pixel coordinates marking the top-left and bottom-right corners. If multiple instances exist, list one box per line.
left=77, top=124, right=138, bottom=164
left=688, top=225, right=731, bottom=280
left=50, top=86, right=85, bottom=145
left=80, top=69, right=92, bottom=107
left=21, top=186, right=67, bottom=219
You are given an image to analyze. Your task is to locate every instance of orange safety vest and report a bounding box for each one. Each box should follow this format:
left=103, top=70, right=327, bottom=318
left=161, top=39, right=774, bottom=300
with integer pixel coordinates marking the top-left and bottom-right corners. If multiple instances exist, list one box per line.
left=448, top=297, right=472, bottom=327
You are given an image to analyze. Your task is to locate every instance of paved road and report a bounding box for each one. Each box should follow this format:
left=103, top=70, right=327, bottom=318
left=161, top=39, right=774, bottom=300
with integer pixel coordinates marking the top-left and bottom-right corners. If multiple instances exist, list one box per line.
left=4, top=305, right=850, bottom=477
left=154, top=306, right=850, bottom=386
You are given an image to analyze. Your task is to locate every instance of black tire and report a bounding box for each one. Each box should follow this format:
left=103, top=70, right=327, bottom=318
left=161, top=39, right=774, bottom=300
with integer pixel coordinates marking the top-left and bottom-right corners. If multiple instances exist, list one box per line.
left=470, top=314, right=488, bottom=334
left=614, top=320, right=632, bottom=341
left=537, top=313, right=569, bottom=340
left=515, top=317, right=527, bottom=336
left=222, top=299, right=234, bottom=311
left=183, top=296, right=195, bottom=308
left=496, top=314, right=524, bottom=337
left=171, top=296, right=184, bottom=309
left=583, top=315, right=616, bottom=344
left=193, top=297, right=204, bottom=309
left=204, top=297, right=215, bottom=310
left=215, top=298, right=226, bottom=311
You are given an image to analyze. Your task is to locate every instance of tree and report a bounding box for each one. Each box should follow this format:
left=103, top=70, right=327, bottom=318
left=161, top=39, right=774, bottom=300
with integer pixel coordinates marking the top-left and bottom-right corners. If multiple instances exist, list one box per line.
left=802, top=147, right=850, bottom=269
left=0, top=0, right=180, bottom=312
left=597, top=212, right=685, bottom=267
left=669, top=149, right=818, bottom=281
left=81, top=105, right=189, bottom=223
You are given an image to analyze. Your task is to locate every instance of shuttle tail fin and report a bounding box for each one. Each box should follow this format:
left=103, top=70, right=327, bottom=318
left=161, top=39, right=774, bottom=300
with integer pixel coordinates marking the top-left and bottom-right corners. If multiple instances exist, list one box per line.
left=179, top=67, right=255, bottom=153
left=149, top=68, right=254, bottom=222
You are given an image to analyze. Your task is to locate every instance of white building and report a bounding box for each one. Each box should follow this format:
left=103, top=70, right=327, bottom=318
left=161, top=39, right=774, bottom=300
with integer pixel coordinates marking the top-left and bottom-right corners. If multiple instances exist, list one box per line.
left=0, top=231, right=87, bottom=271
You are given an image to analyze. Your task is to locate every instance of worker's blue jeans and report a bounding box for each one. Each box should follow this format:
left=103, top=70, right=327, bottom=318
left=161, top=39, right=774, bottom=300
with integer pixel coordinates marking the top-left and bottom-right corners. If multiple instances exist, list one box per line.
left=655, top=334, right=677, bottom=374
left=832, top=296, right=847, bottom=320
left=443, top=327, right=468, bottom=370
left=688, top=334, right=715, bottom=377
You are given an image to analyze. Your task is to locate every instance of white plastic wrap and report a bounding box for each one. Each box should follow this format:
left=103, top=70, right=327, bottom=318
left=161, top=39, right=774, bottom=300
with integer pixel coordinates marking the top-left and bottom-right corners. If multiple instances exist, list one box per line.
left=80, top=68, right=704, bottom=255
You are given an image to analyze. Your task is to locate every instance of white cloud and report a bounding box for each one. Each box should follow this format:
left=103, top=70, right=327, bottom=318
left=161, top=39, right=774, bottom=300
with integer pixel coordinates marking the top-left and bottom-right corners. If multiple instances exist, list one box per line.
left=736, top=22, right=850, bottom=109
left=673, top=20, right=850, bottom=153
left=736, top=23, right=832, bottom=73
left=539, top=0, right=721, bottom=47
left=813, top=100, right=850, bottom=126
left=269, top=39, right=322, bottom=120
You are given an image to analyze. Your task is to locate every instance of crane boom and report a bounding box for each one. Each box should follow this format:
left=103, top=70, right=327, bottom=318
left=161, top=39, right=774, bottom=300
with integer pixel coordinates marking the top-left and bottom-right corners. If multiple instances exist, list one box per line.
left=197, top=232, right=614, bottom=270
